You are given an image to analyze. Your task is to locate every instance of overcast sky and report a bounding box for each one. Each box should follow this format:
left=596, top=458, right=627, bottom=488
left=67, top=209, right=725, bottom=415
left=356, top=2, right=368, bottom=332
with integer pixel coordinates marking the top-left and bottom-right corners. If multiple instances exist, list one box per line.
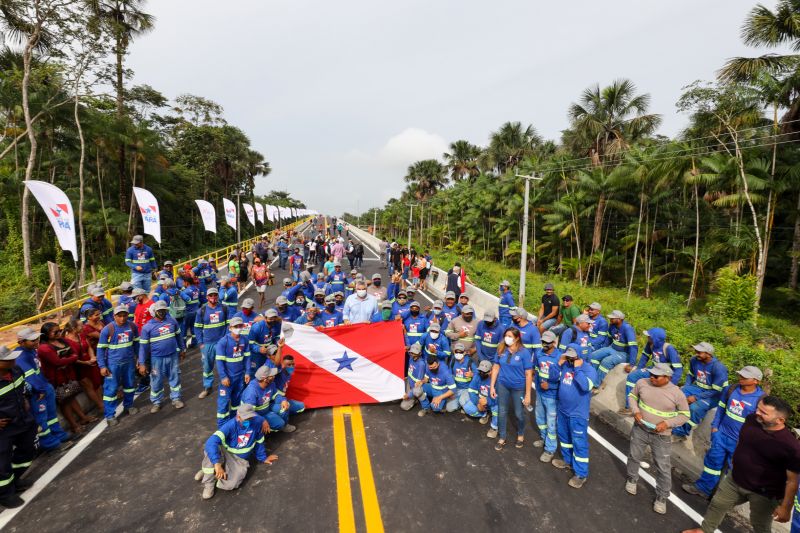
left=129, top=0, right=762, bottom=215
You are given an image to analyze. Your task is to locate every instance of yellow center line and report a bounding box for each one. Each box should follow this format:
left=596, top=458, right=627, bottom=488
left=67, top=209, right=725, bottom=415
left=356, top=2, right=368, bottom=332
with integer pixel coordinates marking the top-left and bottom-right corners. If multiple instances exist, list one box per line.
left=332, top=406, right=355, bottom=533
left=349, top=405, right=385, bottom=533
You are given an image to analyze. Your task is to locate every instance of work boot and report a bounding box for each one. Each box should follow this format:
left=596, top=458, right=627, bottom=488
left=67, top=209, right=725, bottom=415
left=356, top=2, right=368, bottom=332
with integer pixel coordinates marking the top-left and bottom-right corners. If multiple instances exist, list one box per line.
left=106, top=418, right=119, bottom=427
left=552, top=458, right=569, bottom=470
left=568, top=476, right=587, bottom=489
left=682, top=483, right=708, bottom=498
left=172, top=400, right=185, bottom=409
left=479, top=414, right=489, bottom=425
left=625, top=479, right=637, bottom=495
left=127, top=406, right=139, bottom=415
left=202, top=484, right=215, bottom=500
left=417, top=408, right=430, bottom=418
left=672, top=435, right=687, bottom=443
left=533, top=439, right=544, bottom=448
left=539, top=452, right=553, bottom=463
left=281, top=424, right=297, bottom=433
left=486, top=428, right=498, bottom=439
left=617, top=407, right=633, bottom=416
left=198, top=388, right=212, bottom=399
left=653, top=498, right=667, bottom=514
left=591, top=388, right=601, bottom=396
left=0, top=493, right=25, bottom=508
left=150, top=404, right=161, bottom=414
left=194, top=470, right=204, bottom=482
left=14, top=477, right=33, bottom=493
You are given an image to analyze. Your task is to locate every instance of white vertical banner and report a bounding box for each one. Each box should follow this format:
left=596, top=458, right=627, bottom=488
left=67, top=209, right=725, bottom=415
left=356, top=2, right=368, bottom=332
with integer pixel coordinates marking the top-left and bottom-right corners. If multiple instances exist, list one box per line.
left=195, top=199, right=217, bottom=233
left=255, top=203, right=264, bottom=223
left=223, top=198, right=237, bottom=230
left=24, top=180, right=78, bottom=262
left=243, top=203, right=256, bottom=227
left=264, top=204, right=273, bottom=222
left=132, top=186, right=161, bottom=244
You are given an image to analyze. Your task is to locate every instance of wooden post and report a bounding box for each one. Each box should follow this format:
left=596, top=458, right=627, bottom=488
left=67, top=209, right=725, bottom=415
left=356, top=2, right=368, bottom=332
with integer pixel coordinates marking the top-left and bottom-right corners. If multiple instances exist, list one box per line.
left=47, top=261, right=64, bottom=318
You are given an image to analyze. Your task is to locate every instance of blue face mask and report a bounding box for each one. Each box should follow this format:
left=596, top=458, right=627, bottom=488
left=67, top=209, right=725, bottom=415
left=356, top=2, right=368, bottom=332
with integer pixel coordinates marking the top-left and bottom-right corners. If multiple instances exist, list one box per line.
left=241, top=420, right=251, bottom=429
left=286, top=367, right=295, bottom=376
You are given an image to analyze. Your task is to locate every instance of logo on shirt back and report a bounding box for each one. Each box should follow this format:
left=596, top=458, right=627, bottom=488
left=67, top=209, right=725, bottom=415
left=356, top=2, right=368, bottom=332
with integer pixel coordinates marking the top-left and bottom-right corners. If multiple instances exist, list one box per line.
left=562, top=372, right=574, bottom=386
left=237, top=431, right=253, bottom=448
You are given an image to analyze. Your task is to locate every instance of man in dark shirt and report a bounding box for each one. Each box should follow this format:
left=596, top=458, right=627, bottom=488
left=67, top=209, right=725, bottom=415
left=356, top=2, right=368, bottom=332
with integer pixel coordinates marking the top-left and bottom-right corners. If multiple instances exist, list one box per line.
left=682, top=395, right=800, bottom=533
left=535, top=282, right=560, bottom=333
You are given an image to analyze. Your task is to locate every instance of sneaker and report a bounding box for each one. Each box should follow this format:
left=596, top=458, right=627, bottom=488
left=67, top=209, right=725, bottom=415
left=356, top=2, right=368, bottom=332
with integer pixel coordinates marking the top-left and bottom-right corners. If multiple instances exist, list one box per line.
left=653, top=498, right=667, bottom=514
left=486, top=428, right=498, bottom=439
left=150, top=404, right=161, bottom=414
left=591, top=388, right=601, bottom=396
left=568, top=476, right=587, bottom=489
left=198, top=389, right=212, bottom=399
left=172, top=400, right=185, bottom=409
left=552, top=458, right=569, bottom=470
left=0, top=493, right=25, bottom=508
left=417, top=408, right=430, bottom=418
left=194, top=470, right=204, bottom=482
left=682, top=483, right=708, bottom=498
left=126, top=407, right=139, bottom=416
left=539, top=452, right=553, bottom=463
left=625, top=479, right=637, bottom=495
left=202, top=484, right=215, bottom=500
left=14, top=477, right=33, bottom=493
left=479, top=414, right=489, bottom=425
left=280, top=424, right=296, bottom=433
left=617, top=407, right=633, bottom=416
left=106, top=418, right=119, bottom=427
left=533, top=439, right=545, bottom=448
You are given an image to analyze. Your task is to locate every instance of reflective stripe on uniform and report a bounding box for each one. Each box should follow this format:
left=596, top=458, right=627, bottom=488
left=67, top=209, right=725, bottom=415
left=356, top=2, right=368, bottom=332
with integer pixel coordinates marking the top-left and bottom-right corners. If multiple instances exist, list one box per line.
left=703, top=466, right=721, bottom=476
left=0, top=376, right=25, bottom=396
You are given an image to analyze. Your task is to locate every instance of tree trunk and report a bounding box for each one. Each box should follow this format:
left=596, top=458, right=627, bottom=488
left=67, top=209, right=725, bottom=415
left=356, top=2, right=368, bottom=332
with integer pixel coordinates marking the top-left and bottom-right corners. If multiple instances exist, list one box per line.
left=627, top=185, right=645, bottom=296
left=688, top=183, right=701, bottom=307
left=790, top=190, right=800, bottom=291
left=75, top=76, right=87, bottom=285
left=116, top=42, right=127, bottom=213
left=20, top=23, right=42, bottom=279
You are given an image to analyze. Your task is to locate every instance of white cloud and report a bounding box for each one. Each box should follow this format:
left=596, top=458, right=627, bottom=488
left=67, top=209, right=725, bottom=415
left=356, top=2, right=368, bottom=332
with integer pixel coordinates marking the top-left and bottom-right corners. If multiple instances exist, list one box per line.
left=376, top=128, right=448, bottom=167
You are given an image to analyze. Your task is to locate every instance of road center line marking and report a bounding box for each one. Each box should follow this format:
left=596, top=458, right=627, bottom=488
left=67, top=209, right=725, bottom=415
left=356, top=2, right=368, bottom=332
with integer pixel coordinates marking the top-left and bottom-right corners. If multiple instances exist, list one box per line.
left=333, top=406, right=356, bottom=533
left=349, top=405, right=385, bottom=533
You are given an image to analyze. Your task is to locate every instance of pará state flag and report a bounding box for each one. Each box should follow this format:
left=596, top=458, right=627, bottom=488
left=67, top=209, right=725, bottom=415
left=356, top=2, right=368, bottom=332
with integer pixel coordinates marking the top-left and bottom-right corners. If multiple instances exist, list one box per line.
left=282, top=321, right=406, bottom=409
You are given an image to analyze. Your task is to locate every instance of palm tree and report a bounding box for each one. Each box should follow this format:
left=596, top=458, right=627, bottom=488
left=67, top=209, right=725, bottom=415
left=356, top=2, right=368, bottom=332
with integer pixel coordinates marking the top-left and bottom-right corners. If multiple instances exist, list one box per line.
left=567, top=79, right=661, bottom=159
left=86, top=0, right=154, bottom=215
left=443, top=140, right=481, bottom=181
left=482, top=122, right=542, bottom=173
left=404, top=159, right=448, bottom=201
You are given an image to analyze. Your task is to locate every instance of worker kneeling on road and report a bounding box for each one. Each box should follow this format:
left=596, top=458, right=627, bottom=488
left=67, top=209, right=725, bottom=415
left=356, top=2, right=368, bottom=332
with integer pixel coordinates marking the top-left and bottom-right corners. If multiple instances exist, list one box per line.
left=418, top=354, right=458, bottom=416
left=625, top=363, right=690, bottom=515
left=460, top=359, right=497, bottom=432
left=195, top=403, right=277, bottom=500
left=241, top=366, right=286, bottom=432
left=400, top=343, right=426, bottom=411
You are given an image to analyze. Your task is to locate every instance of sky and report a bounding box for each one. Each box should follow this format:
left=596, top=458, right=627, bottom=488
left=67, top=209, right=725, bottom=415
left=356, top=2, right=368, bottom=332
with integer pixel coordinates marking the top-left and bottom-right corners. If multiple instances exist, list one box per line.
left=128, top=0, right=764, bottom=215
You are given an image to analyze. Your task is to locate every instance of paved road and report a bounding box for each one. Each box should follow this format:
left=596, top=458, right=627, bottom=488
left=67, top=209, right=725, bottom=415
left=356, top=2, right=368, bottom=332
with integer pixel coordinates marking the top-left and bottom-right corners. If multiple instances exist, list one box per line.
left=1, top=227, right=748, bottom=532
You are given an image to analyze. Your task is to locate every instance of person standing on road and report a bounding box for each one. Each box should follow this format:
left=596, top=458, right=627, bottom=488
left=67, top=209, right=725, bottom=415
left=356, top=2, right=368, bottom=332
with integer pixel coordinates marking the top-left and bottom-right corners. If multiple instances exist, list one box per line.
left=445, top=305, right=478, bottom=361
left=367, top=273, right=388, bottom=302
left=497, top=280, right=517, bottom=328
left=475, top=310, right=504, bottom=363
left=194, top=287, right=228, bottom=399
left=682, top=396, right=800, bottom=533
left=672, top=342, right=729, bottom=440
left=619, top=327, right=682, bottom=409
left=125, top=235, right=158, bottom=291
left=277, top=237, right=289, bottom=270
left=215, top=317, right=251, bottom=427
left=139, top=300, right=185, bottom=413
left=445, top=263, right=464, bottom=299
left=625, top=363, right=690, bottom=514
left=219, top=276, right=239, bottom=314
left=683, top=366, right=764, bottom=499
left=532, top=330, right=561, bottom=463
left=489, top=328, right=533, bottom=450
left=195, top=403, right=276, bottom=500
left=96, top=306, right=140, bottom=426
left=550, top=344, right=597, bottom=489
left=342, top=280, right=377, bottom=325
left=251, top=257, right=270, bottom=308
left=400, top=343, right=426, bottom=411
left=179, top=276, right=200, bottom=348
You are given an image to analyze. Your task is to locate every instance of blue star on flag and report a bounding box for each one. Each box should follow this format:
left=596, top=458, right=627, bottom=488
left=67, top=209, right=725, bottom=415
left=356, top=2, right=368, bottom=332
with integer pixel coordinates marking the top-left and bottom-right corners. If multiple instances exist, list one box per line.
left=333, top=351, right=357, bottom=372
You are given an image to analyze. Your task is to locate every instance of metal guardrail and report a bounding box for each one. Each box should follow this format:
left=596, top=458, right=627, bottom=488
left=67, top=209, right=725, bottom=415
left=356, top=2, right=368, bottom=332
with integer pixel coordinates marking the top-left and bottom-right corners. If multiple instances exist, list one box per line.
left=0, top=217, right=312, bottom=340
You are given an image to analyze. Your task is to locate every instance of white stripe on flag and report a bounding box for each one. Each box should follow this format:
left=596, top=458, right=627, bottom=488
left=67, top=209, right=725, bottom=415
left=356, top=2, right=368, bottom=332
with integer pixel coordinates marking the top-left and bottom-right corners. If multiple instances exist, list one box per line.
left=285, top=324, right=405, bottom=403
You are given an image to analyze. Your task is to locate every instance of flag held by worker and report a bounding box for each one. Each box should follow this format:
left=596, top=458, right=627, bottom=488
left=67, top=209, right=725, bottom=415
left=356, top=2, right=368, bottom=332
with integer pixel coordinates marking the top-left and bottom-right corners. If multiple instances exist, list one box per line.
left=282, top=321, right=406, bottom=409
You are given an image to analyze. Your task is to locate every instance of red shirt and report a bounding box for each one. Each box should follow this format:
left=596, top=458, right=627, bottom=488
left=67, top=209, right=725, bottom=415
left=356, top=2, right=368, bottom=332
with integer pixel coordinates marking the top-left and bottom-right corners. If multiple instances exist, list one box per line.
left=134, top=299, right=155, bottom=331
left=38, top=339, right=80, bottom=386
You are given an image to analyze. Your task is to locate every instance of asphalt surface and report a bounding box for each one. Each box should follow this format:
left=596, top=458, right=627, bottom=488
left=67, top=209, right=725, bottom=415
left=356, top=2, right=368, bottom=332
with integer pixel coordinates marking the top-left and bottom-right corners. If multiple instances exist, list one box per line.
left=2, top=225, right=748, bottom=533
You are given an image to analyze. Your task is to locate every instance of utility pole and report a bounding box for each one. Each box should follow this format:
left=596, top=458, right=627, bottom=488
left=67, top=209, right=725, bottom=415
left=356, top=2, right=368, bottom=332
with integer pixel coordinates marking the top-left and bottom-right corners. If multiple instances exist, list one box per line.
left=373, top=209, right=378, bottom=235
left=406, top=203, right=417, bottom=251
left=515, top=173, right=543, bottom=306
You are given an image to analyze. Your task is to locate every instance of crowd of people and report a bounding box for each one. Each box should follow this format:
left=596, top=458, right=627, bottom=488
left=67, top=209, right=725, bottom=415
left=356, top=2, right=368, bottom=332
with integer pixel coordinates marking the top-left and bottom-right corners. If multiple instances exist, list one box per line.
left=0, top=219, right=797, bottom=533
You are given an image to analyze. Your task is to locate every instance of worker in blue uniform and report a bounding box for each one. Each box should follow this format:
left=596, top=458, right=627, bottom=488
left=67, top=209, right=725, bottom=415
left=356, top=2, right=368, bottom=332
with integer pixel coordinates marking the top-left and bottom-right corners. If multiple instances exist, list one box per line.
left=97, top=306, right=140, bottom=426
left=533, top=330, right=562, bottom=463
left=193, top=287, right=228, bottom=399
left=497, top=280, right=517, bottom=327
left=586, top=303, right=608, bottom=351
left=274, top=295, right=301, bottom=323
left=400, top=343, right=427, bottom=411
left=79, top=287, right=113, bottom=324
left=271, top=355, right=302, bottom=432
left=592, top=310, right=638, bottom=385
left=449, top=342, right=476, bottom=402
left=672, top=342, right=729, bottom=438
left=195, top=403, right=275, bottom=500
left=683, top=366, right=764, bottom=498
left=277, top=237, right=289, bottom=270
left=557, top=314, right=593, bottom=361
left=0, top=347, right=38, bottom=508
left=125, top=234, right=158, bottom=291
left=240, top=365, right=286, bottom=431
left=474, top=309, right=504, bottom=362
left=392, top=289, right=411, bottom=316
left=13, top=328, right=72, bottom=450
left=550, top=343, right=597, bottom=489
left=296, top=302, right=324, bottom=326
left=418, top=354, right=458, bottom=415
left=461, top=359, right=497, bottom=432
left=215, top=317, right=251, bottom=427
left=326, top=260, right=348, bottom=294
left=403, top=302, right=429, bottom=348
left=179, top=278, right=200, bottom=347
left=420, top=322, right=450, bottom=362
left=138, top=300, right=186, bottom=413
left=619, top=327, right=683, bottom=410
left=219, top=276, right=238, bottom=313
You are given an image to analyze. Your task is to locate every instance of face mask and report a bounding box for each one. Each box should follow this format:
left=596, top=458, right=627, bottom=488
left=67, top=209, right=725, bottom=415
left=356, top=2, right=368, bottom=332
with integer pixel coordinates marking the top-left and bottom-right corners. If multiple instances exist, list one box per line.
left=155, top=310, right=167, bottom=320
left=285, top=367, right=295, bottom=376
left=454, top=352, right=464, bottom=361
left=231, top=327, right=243, bottom=336
left=315, top=296, right=325, bottom=304
left=429, top=332, right=439, bottom=340
left=485, top=320, right=495, bottom=327
left=453, top=267, right=461, bottom=274
left=296, top=298, right=305, bottom=305
left=278, top=305, right=287, bottom=312
left=543, top=342, right=555, bottom=351
left=479, top=371, right=490, bottom=379
left=410, top=309, right=419, bottom=317
left=241, top=420, right=251, bottom=429
left=504, top=335, right=515, bottom=346
left=326, top=304, right=335, bottom=311
left=381, top=309, right=391, bottom=320
left=463, top=314, right=473, bottom=322
left=373, top=280, right=381, bottom=287
left=356, top=289, right=367, bottom=298
left=433, top=309, right=442, bottom=315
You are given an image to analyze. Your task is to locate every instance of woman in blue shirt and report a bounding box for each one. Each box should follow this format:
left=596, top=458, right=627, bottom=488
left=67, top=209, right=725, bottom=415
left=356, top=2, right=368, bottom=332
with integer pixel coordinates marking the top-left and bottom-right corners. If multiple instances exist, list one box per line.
left=490, top=328, right=533, bottom=450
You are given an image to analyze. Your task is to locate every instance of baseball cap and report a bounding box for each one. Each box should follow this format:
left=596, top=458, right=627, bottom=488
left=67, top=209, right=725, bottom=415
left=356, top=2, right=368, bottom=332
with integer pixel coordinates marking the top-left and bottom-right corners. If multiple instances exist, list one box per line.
left=409, top=301, right=421, bottom=309
left=380, top=301, right=392, bottom=310
left=562, top=295, right=573, bottom=302
left=607, top=310, right=625, bottom=320
left=477, top=360, right=493, bottom=372
left=314, top=288, right=325, bottom=296
left=130, top=235, right=143, bottom=244
left=164, top=260, right=173, bottom=266
left=206, top=287, right=219, bottom=295
left=241, top=298, right=255, bottom=309
left=589, top=302, right=602, bottom=311
left=511, top=307, right=528, bottom=319
left=276, top=296, right=289, bottom=305
left=397, top=289, right=407, bottom=297
left=218, top=276, right=230, bottom=284
left=229, top=317, right=244, bottom=327
left=306, top=302, right=318, bottom=310
left=692, top=342, right=715, bottom=355
left=737, top=366, right=763, bottom=381
left=408, top=342, right=422, bottom=355
left=131, top=288, right=147, bottom=297
left=432, top=300, right=443, bottom=309
left=0, top=347, right=19, bottom=361
left=544, top=283, right=555, bottom=291
left=461, top=305, right=474, bottom=315
left=91, top=288, right=105, bottom=297
left=649, top=363, right=674, bottom=377
left=264, top=309, right=279, bottom=318
left=483, top=309, right=497, bottom=320
left=541, top=330, right=557, bottom=343
left=333, top=260, right=341, bottom=266
left=428, top=322, right=441, bottom=332
left=575, top=314, right=591, bottom=324
left=445, top=291, right=456, bottom=299
left=283, top=278, right=292, bottom=285
left=499, top=280, right=511, bottom=287
left=255, top=366, right=279, bottom=380
left=118, top=281, right=133, bottom=291
left=324, top=294, right=336, bottom=303
left=113, top=305, right=129, bottom=315
left=406, top=287, right=416, bottom=294
left=16, top=327, right=40, bottom=341
left=151, top=300, right=168, bottom=311
left=563, top=347, right=579, bottom=359
left=237, top=403, right=257, bottom=420
left=372, top=273, right=381, bottom=280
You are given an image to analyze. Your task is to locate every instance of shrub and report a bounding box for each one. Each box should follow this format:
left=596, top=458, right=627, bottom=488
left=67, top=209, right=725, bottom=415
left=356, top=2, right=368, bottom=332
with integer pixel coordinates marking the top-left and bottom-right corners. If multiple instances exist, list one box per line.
left=707, top=267, right=756, bottom=324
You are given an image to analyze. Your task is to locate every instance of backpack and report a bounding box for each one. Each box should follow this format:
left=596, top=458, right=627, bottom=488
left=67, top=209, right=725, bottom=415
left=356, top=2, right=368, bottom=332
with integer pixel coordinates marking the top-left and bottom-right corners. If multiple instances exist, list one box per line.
left=169, top=292, right=186, bottom=320
left=558, top=325, right=580, bottom=348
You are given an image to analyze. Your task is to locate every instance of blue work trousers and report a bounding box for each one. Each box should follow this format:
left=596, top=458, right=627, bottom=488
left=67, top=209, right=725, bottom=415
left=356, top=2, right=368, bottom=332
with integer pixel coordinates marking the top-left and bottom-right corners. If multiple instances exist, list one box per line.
left=102, top=360, right=136, bottom=419
left=557, top=412, right=590, bottom=478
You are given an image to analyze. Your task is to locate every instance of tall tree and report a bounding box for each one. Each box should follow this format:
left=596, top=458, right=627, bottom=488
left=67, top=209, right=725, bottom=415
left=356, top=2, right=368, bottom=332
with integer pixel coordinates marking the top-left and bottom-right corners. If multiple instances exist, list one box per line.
left=482, top=122, right=542, bottom=173
left=404, top=159, right=448, bottom=201
left=443, top=140, right=481, bottom=181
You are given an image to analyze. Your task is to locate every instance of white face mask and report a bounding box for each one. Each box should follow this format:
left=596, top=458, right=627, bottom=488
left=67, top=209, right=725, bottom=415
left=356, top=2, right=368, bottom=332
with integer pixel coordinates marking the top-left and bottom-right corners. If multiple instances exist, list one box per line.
left=454, top=352, right=464, bottom=361
left=429, top=332, right=439, bottom=340
left=504, top=336, right=515, bottom=346
left=356, top=289, right=367, bottom=298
